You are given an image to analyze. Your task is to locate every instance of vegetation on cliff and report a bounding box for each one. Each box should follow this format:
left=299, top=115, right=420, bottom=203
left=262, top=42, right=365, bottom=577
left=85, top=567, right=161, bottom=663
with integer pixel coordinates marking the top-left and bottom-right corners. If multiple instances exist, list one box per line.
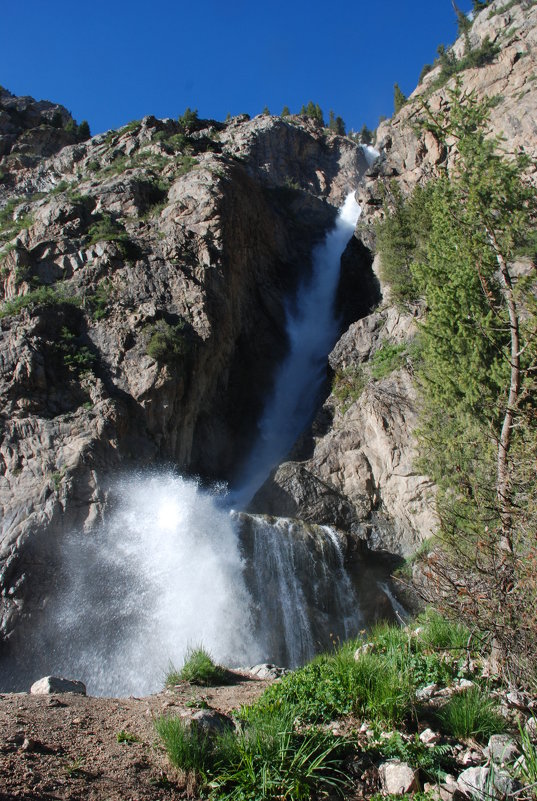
left=376, top=87, right=537, bottom=685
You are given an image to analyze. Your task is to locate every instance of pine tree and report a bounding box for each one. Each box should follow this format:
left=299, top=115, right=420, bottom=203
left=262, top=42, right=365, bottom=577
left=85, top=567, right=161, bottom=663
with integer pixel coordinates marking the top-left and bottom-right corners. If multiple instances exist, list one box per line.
left=77, top=120, right=91, bottom=140
left=359, top=124, right=373, bottom=145
left=393, top=83, right=407, bottom=115
left=410, top=87, right=537, bottom=679
left=281, top=105, right=291, bottom=117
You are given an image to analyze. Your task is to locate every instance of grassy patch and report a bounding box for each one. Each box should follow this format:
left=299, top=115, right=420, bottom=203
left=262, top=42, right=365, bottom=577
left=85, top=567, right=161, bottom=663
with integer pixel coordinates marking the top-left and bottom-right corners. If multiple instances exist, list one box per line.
left=435, top=686, right=506, bottom=742
left=86, top=214, right=130, bottom=247
left=370, top=342, right=408, bottom=380
left=332, top=365, right=367, bottom=410
left=0, top=286, right=81, bottom=319
left=517, top=718, right=537, bottom=789
left=178, top=646, right=228, bottom=686
left=156, top=706, right=350, bottom=800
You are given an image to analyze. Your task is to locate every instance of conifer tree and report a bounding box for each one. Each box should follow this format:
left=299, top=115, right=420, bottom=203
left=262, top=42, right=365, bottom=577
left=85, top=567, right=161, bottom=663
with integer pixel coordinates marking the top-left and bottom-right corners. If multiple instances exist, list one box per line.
left=410, top=87, right=537, bottom=679
left=281, top=105, right=291, bottom=117
left=393, top=83, right=407, bottom=114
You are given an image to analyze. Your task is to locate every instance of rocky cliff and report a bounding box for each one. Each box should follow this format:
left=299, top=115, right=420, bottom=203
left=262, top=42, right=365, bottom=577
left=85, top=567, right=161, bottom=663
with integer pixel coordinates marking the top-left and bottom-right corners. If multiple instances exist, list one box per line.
left=0, top=93, right=374, bottom=640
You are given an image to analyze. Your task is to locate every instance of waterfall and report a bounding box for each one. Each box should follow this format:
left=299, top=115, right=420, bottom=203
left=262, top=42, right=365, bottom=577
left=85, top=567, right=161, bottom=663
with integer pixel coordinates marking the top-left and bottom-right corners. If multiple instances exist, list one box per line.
left=232, top=191, right=361, bottom=507
left=235, top=513, right=359, bottom=667
left=0, top=191, right=366, bottom=696
left=361, top=144, right=380, bottom=168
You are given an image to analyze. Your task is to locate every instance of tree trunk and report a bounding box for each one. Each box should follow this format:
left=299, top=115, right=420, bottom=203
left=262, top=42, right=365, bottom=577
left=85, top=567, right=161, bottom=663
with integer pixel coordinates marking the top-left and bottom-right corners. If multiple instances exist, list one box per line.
left=488, top=228, right=520, bottom=554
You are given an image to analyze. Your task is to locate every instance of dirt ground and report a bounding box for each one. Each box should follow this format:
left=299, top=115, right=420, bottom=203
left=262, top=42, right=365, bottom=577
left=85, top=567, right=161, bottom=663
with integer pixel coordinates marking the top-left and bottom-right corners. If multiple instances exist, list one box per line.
left=0, top=673, right=272, bottom=800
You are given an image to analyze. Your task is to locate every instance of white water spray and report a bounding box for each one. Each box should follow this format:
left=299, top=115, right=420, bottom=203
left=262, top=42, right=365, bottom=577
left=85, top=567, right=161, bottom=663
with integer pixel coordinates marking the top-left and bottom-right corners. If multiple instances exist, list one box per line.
left=232, top=191, right=361, bottom=506
left=10, top=474, right=261, bottom=696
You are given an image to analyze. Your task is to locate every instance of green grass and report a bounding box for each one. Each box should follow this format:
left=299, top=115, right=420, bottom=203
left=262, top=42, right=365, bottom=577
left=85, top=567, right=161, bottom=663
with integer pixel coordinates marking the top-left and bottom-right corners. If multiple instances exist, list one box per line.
left=435, top=686, right=507, bottom=742
left=156, top=706, right=350, bottom=800
left=86, top=215, right=130, bottom=247
left=331, top=365, right=367, bottom=410
left=176, top=646, right=228, bottom=686
left=416, top=608, right=473, bottom=652
left=517, top=718, right=537, bottom=793
left=0, top=286, right=81, bottom=319
left=370, top=343, right=409, bottom=380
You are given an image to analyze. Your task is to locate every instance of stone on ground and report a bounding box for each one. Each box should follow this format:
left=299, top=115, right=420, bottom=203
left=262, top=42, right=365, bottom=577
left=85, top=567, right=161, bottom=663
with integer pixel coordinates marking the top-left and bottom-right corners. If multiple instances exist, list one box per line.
left=30, top=676, right=86, bottom=695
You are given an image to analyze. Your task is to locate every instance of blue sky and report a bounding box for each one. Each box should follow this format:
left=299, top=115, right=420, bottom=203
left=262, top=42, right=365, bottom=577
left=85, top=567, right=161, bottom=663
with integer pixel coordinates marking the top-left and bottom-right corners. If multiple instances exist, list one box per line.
left=1, top=1, right=474, bottom=135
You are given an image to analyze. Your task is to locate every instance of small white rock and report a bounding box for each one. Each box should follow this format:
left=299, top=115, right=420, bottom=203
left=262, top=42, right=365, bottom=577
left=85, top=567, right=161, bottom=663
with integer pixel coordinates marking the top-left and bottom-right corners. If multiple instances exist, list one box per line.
left=416, top=683, right=439, bottom=701
left=30, top=676, right=86, bottom=695
left=419, top=728, right=440, bottom=745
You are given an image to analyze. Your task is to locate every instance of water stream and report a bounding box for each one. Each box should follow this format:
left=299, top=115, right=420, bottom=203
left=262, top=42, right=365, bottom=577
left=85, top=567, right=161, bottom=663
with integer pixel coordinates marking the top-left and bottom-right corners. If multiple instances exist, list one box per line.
left=231, top=191, right=361, bottom=507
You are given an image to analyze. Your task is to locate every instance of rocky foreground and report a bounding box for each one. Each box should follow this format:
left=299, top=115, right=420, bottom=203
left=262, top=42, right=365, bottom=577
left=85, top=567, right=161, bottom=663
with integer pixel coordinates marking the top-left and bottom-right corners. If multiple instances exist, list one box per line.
left=0, top=673, right=272, bottom=800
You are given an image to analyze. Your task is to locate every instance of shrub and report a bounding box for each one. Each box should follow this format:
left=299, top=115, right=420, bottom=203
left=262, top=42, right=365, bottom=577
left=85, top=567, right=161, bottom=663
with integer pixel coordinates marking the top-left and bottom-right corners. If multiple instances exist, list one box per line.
left=435, top=687, right=507, bottom=742
left=369, top=731, right=455, bottom=783
left=370, top=343, right=408, bottom=380
left=332, top=365, right=367, bottom=410
left=86, top=215, right=129, bottom=247
left=178, top=646, right=228, bottom=686
left=58, top=326, right=96, bottom=374
left=146, top=319, right=189, bottom=367
left=0, top=286, right=81, bottom=319
left=88, top=279, right=114, bottom=320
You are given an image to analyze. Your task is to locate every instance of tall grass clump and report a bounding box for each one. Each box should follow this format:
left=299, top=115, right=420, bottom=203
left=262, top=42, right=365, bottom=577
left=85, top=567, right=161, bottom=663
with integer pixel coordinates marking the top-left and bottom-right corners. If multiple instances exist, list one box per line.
left=417, top=608, right=473, bottom=651
left=155, top=715, right=219, bottom=777
left=517, top=718, right=537, bottom=794
left=156, top=706, right=350, bottom=800
left=177, top=646, right=228, bottom=686
left=435, top=686, right=506, bottom=742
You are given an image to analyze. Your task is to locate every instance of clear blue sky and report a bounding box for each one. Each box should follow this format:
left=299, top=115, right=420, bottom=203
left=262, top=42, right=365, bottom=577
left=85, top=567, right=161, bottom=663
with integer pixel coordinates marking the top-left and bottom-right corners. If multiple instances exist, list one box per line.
left=1, top=0, right=474, bottom=136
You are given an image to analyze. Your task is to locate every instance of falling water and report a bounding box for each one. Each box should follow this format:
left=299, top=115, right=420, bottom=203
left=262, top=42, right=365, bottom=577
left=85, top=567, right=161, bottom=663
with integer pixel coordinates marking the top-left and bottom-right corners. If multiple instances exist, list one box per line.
left=232, top=191, right=362, bottom=506
left=235, top=513, right=359, bottom=667
left=0, top=474, right=262, bottom=696
left=0, top=192, right=366, bottom=696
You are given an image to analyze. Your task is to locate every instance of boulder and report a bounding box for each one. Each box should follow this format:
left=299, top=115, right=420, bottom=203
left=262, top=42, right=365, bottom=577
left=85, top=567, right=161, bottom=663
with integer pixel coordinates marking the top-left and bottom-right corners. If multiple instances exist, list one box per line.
left=457, top=765, right=520, bottom=799
left=485, top=734, right=519, bottom=765
left=248, top=663, right=288, bottom=680
left=378, top=760, right=418, bottom=795
left=190, top=709, right=234, bottom=737
left=30, top=676, right=86, bottom=695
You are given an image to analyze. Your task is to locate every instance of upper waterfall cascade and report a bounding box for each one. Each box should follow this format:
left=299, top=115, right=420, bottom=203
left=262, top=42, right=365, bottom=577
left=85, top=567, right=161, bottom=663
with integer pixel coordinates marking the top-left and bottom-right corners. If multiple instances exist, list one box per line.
left=232, top=191, right=362, bottom=507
